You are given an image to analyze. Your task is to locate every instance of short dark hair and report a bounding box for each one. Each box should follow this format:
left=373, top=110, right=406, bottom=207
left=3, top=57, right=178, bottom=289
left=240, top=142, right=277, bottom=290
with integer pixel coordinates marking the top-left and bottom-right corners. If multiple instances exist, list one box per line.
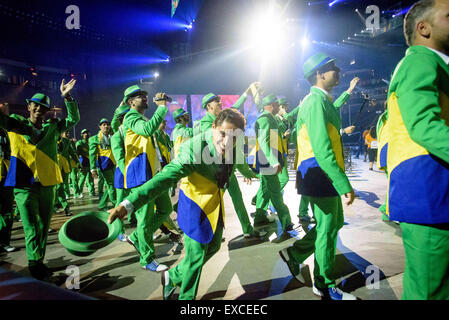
left=214, top=108, right=245, bottom=131
left=404, top=0, right=435, bottom=46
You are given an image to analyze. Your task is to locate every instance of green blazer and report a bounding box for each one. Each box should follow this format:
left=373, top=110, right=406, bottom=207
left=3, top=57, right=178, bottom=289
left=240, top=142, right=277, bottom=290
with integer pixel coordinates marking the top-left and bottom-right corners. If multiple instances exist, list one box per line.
left=0, top=99, right=79, bottom=187
left=296, top=87, right=351, bottom=196
left=76, top=139, right=90, bottom=168
left=111, top=126, right=126, bottom=189
left=386, top=45, right=449, bottom=224
left=125, top=133, right=237, bottom=243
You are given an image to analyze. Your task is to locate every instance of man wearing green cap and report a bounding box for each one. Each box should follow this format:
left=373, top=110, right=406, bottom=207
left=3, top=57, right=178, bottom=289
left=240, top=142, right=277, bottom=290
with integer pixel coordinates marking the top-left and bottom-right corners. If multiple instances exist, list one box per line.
left=121, top=85, right=173, bottom=272
left=384, top=0, right=449, bottom=300
left=76, top=129, right=95, bottom=197
left=278, top=52, right=359, bottom=300
left=108, top=108, right=249, bottom=300
left=54, top=131, right=76, bottom=216
left=0, top=79, right=79, bottom=279
left=68, top=136, right=81, bottom=198
left=253, top=94, right=296, bottom=238
left=89, top=118, right=117, bottom=210
left=195, top=84, right=264, bottom=239
left=172, top=108, right=193, bottom=158
left=0, top=102, right=16, bottom=253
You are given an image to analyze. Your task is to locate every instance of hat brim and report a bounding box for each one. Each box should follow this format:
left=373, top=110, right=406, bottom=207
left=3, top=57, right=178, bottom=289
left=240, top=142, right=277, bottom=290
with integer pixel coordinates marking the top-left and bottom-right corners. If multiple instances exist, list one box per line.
left=202, top=95, right=219, bottom=109
left=174, top=110, right=189, bottom=119
left=123, top=90, right=148, bottom=103
left=58, top=211, right=122, bottom=256
left=304, top=57, right=336, bottom=79
left=26, top=99, right=50, bottom=109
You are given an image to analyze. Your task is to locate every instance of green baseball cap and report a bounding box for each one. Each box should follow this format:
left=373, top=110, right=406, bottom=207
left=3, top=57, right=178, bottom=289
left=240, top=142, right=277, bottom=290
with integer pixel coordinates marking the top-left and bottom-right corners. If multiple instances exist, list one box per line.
left=263, top=94, right=278, bottom=107
left=115, top=103, right=130, bottom=117
left=277, top=98, right=288, bottom=106
left=303, top=52, right=336, bottom=79
left=123, top=85, right=148, bottom=103
left=202, top=93, right=219, bottom=109
left=99, top=118, right=110, bottom=125
left=173, top=108, right=188, bottom=120
left=26, top=93, right=51, bottom=109
left=58, top=211, right=123, bottom=256
left=81, top=129, right=89, bottom=135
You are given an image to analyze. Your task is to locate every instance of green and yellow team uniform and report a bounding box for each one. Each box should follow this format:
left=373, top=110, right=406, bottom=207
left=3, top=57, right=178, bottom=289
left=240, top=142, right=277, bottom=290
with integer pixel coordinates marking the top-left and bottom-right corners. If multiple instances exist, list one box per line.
left=253, top=110, right=292, bottom=230
left=0, top=128, right=13, bottom=248
left=0, top=98, right=79, bottom=267
left=172, top=123, right=193, bottom=158
left=76, top=138, right=95, bottom=196
left=55, top=137, right=75, bottom=210
left=124, top=133, right=239, bottom=299
left=123, top=106, right=172, bottom=266
left=386, top=46, right=449, bottom=300
left=69, top=139, right=81, bottom=197
left=194, top=94, right=257, bottom=235
left=89, top=131, right=117, bottom=210
left=289, top=87, right=351, bottom=290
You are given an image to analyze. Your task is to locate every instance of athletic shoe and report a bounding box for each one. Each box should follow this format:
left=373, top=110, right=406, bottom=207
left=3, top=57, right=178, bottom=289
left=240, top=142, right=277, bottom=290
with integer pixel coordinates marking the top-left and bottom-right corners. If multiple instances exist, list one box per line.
left=161, top=271, right=176, bottom=300
left=117, top=234, right=128, bottom=242
left=286, top=224, right=306, bottom=240
left=244, top=229, right=267, bottom=239
left=153, top=233, right=170, bottom=242
left=313, top=285, right=357, bottom=300
left=279, top=248, right=305, bottom=283
left=142, top=260, right=168, bottom=272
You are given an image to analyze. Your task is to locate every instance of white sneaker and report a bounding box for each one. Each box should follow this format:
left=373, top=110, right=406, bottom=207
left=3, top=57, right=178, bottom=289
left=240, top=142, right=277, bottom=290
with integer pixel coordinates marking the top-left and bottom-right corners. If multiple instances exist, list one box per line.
left=78, top=194, right=84, bottom=199
left=142, top=259, right=168, bottom=272
left=153, top=233, right=170, bottom=241
left=313, top=285, right=357, bottom=300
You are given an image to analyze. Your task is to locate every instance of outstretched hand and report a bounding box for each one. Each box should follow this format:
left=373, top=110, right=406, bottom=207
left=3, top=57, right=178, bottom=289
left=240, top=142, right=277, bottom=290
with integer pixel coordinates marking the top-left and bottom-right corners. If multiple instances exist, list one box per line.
left=347, top=77, right=360, bottom=94
left=60, top=79, right=76, bottom=97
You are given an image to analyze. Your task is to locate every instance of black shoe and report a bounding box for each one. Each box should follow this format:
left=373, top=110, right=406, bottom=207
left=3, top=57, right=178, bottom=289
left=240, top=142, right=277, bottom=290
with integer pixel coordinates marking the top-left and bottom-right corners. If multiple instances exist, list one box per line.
left=65, top=208, right=73, bottom=216
left=29, top=263, right=53, bottom=280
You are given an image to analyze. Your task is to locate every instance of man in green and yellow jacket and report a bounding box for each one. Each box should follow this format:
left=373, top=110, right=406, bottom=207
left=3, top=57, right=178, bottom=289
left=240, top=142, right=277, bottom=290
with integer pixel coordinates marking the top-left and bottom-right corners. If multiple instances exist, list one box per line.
left=0, top=102, right=16, bottom=253
left=108, top=108, right=247, bottom=300
left=89, top=118, right=117, bottom=210
left=172, top=108, right=193, bottom=158
left=195, top=84, right=264, bottom=239
left=55, top=131, right=76, bottom=216
left=385, top=0, right=449, bottom=300
left=76, top=129, right=95, bottom=196
left=121, top=85, right=172, bottom=272
left=278, top=53, right=359, bottom=300
left=253, top=94, right=294, bottom=236
left=0, top=79, right=79, bottom=280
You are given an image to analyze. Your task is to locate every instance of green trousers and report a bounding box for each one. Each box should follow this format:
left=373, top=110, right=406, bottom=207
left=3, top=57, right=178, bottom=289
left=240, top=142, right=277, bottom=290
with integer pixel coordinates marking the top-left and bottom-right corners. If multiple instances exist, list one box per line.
left=97, top=168, right=104, bottom=198
left=14, top=185, right=56, bottom=265
left=55, top=171, right=70, bottom=210
left=0, top=185, right=14, bottom=246
left=98, top=169, right=116, bottom=210
left=401, top=222, right=449, bottom=300
left=287, top=195, right=344, bottom=289
left=266, top=165, right=289, bottom=213
left=78, top=167, right=95, bottom=195
left=70, top=168, right=80, bottom=197
left=226, top=172, right=253, bottom=234
left=169, top=224, right=223, bottom=300
left=299, top=195, right=310, bottom=218
left=129, top=190, right=173, bottom=266
left=116, top=188, right=132, bottom=233
left=255, top=173, right=292, bottom=230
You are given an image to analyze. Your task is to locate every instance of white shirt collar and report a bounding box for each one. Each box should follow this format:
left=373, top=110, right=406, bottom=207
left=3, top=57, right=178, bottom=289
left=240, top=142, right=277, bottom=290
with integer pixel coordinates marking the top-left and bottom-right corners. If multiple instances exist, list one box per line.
left=426, top=47, right=449, bottom=65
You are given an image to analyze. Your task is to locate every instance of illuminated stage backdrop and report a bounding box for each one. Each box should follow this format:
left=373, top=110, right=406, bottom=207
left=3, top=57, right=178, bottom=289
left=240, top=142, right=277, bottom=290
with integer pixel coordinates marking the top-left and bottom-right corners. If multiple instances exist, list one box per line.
left=190, top=94, right=260, bottom=137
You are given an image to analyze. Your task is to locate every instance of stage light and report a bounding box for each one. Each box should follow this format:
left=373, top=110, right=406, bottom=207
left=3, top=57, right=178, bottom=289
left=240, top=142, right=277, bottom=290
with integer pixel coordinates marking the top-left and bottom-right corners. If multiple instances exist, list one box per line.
left=301, top=36, right=310, bottom=48
left=165, top=57, right=170, bottom=62
left=247, top=8, right=287, bottom=60
left=154, top=72, right=159, bottom=78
